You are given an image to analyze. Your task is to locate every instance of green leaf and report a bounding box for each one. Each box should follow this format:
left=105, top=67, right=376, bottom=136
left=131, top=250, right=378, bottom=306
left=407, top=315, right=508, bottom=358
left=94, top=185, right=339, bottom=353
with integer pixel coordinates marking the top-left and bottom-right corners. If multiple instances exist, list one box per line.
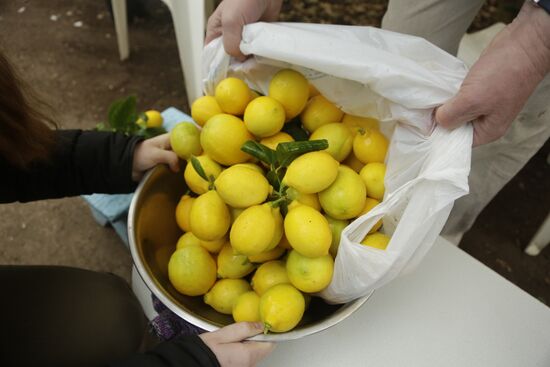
left=276, top=139, right=329, bottom=167
left=190, top=156, right=209, bottom=181
left=266, top=170, right=282, bottom=191
left=282, top=119, right=309, bottom=141
left=108, top=95, right=137, bottom=131
left=136, top=126, right=167, bottom=139
left=95, top=122, right=114, bottom=132
left=240, top=140, right=275, bottom=166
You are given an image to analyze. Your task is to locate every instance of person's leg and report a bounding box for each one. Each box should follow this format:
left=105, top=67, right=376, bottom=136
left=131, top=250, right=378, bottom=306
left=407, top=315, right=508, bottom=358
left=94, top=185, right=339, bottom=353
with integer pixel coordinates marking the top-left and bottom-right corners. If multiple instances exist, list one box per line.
left=0, top=265, right=148, bottom=367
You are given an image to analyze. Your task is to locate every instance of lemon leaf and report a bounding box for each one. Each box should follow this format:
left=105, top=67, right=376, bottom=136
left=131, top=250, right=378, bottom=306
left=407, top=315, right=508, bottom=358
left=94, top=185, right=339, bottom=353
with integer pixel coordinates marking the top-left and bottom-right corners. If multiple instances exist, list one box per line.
left=276, top=139, right=329, bottom=167
left=108, top=95, right=138, bottom=132
left=241, top=140, right=275, bottom=165
left=190, top=155, right=209, bottom=182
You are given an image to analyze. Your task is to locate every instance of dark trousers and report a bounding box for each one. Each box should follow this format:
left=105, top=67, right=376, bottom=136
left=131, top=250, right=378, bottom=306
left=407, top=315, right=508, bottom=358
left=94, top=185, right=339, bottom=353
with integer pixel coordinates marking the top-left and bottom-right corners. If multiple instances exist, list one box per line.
left=0, top=265, right=148, bottom=367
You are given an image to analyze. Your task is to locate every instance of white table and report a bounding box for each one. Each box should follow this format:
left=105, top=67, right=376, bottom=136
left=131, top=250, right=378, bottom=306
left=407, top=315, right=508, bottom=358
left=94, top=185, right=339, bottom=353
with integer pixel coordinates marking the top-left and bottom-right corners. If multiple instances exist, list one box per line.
left=261, top=237, right=550, bottom=367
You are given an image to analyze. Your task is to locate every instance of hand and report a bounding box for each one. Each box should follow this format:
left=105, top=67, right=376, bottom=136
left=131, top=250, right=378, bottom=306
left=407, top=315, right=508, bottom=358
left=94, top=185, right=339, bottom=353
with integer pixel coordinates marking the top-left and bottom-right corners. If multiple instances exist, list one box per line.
left=132, top=133, right=179, bottom=181
left=199, top=322, right=275, bottom=367
left=205, top=0, right=283, bottom=60
left=435, top=2, right=550, bottom=146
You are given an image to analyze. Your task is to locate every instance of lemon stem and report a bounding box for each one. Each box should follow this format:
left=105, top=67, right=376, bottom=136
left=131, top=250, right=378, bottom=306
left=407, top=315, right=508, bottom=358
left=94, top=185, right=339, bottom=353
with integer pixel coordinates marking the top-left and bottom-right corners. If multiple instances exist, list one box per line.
left=263, top=322, right=271, bottom=335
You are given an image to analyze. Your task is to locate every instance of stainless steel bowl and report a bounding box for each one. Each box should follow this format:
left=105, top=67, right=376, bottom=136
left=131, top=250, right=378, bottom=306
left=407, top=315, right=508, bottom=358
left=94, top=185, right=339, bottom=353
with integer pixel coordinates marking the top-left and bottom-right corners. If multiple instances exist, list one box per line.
left=128, top=164, right=373, bottom=341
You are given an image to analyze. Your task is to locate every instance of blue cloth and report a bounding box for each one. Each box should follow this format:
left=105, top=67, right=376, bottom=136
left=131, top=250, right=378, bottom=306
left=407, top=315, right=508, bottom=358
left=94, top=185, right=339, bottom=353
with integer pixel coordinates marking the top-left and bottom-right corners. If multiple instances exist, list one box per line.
left=82, top=107, right=194, bottom=247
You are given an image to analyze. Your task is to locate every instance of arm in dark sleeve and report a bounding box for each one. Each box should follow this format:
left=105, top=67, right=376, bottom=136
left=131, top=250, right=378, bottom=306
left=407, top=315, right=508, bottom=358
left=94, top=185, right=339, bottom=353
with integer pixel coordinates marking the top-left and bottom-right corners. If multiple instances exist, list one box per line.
left=1, top=129, right=143, bottom=203
left=108, top=335, right=220, bottom=367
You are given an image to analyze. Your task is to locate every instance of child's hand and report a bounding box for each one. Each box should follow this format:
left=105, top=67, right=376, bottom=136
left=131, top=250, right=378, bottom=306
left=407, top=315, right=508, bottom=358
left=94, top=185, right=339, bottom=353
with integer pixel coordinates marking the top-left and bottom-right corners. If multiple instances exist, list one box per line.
left=132, top=133, right=179, bottom=181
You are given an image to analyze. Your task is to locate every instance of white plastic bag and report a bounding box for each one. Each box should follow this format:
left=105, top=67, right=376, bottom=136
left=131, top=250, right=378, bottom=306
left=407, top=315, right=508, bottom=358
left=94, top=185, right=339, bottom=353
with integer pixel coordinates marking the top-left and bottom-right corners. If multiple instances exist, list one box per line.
left=202, top=22, right=473, bottom=304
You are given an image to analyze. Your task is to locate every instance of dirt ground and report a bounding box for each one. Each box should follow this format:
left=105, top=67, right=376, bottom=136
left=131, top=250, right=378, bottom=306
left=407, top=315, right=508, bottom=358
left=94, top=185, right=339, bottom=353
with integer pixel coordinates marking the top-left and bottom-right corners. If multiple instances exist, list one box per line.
left=0, top=0, right=548, bottom=305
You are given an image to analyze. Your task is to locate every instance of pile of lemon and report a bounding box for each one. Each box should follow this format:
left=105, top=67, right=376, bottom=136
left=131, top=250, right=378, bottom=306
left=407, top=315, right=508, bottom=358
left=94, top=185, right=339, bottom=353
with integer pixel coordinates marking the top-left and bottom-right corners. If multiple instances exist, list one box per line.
left=167, top=69, right=390, bottom=334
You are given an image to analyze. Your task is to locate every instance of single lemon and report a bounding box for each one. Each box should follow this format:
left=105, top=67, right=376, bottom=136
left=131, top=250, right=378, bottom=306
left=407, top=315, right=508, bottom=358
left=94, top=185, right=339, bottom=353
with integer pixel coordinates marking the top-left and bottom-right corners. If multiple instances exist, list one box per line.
left=283, top=151, right=339, bottom=194
left=214, top=77, right=251, bottom=115
left=342, top=152, right=365, bottom=173
left=232, top=162, right=264, bottom=174
left=286, top=250, right=334, bottom=293
left=248, top=245, right=286, bottom=263
left=168, top=246, right=216, bottom=296
left=326, top=215, right=349, bottom=257
left=265, top=206, right=284, bottom=251
left=175, top=194, right=195, bottom=232
left=200, top=114, right=254, bottom=165
left=361, top=232, right=390, bottom=250
left=176, top=232, right=201, bottom=250
left=244, top=96, right=285, bottom=138
left=204, top=278, right=251, bottom=314
left=215, top=165, right=270, bottom=208
left=233, top=291, right=261, bottom=323
left=199, top=236, right=226, bottom=254
left=184, top=155, right=222, bottom=195
left=191, top=95, right=222, bottom=127
left=360, top=162, right=386, bottom=200
left=251, top=260, right=290, bottom=295
left=268, top=69, right=309, bottom=120
left=260, top=283, right=305, bottom=333
left=309, top=122, right=353, bottom=162
left=137, top=110, right=163, bottom=128
left=189, top=190, right=230, bottom=241
left=300, top=95, right=343, bottom=133
left=353, top=129, right=389, bottom=164
left=230, top=204, right=276, bottom=255
left=284, top=205, right=332, bottom=257
left=286, top=187, right=321, bottom=211
left=260, top=132, right=294, bottom=150
left=341, top=114, right=379, bottom=135
left=169, top=122, right=202, bottom=160
left=360, top=197, right=383, bottom=233
left=319, top=165, right=366, bottom=220
left=217, top=243, right=255, bottom=279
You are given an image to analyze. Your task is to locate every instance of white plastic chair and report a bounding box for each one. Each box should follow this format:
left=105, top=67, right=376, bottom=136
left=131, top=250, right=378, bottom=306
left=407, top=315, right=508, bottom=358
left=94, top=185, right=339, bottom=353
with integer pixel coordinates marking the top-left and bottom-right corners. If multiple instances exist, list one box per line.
left=111, top=0, right=214, bottom=105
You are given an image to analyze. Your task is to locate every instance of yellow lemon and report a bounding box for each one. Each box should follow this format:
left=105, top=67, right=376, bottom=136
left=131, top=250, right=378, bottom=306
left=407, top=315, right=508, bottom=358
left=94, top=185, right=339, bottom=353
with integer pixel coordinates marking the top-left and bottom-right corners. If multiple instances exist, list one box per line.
left=308, top=83, right=320, bottom=98
left=170, top=122, right=202, bottom=160
left=217, top=243, right=255, bottom=279
left=215, top=165, right=270, bottom=208
left=283, top=151, right=339, bottom=194
left=260, top=283, right=305, bottom=333
left=244, top=96, right=285, bottom=138
left=175, top=194, right=195, bottom=232
left=361, top=232, right=390, bottom=250
left=189, top=190, right=230, bottom=241
left=326, top=216, right=349, bottom=258
left=204, top=278, right=251, bottom=314
left=300, top=95, right=343, bottom=133
left=268, top=69, right=309, bottom=119
left=200, top=114, right=253, bottom=165
left=168, top=246, right=216, bottom=296
left=137, top=110, right=163, bottom=128
left=341, top=114, right=379, bottom=135
left=284, top=205, right=332, bottom=257
left=191, top=95, right=222, bottom=127
left=266, top=206, right=284, bottom=251
left=360, top=162, right=386, bottom=200
left=232, top=162, right=264, bottom=174
left=214, top=77, right=251, bottom=115
left=230, top=204, right=276, bottom=255
left=286, top=187, right=321, bottom=211
left=251, top=260, right=290, bottom=295
left=286, top=250, right=334, bottom=293
left=260, top=132, right=294, bottom=150
left=199, top=236, right=226, bottom=254
left=309, top=122, right=353, bottom=162
left=233, top=291, right=261, bottom=323
left=319, top=165, right=366, bottom=220
left=353, top=129, right=389, bottom=164
left=360, top=197, right=383, bottom=233
left=176, top=232, right=201, bottom=250
left=342, top=151, right=365, bottom=173
left=184, top=155, right=222, bottom=195
left=248, top=245, right=286, bottom=263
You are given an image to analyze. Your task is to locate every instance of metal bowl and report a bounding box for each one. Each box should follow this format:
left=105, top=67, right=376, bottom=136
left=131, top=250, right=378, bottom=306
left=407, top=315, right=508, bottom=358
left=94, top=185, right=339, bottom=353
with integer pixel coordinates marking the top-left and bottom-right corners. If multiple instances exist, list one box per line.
left=128, top=164, right=372, bottom=341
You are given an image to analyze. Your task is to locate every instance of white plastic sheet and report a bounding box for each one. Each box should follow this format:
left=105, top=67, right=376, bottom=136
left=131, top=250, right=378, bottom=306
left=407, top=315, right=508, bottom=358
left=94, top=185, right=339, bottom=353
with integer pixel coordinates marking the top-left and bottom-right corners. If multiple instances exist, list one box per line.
left=202, top=22, right=473, bottom=304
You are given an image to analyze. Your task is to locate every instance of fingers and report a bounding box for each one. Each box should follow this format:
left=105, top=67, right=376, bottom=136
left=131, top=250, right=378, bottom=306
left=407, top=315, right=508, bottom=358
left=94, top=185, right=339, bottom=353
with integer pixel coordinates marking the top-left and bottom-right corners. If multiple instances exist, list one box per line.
left=209, top=322, right=264, bottom=343
left=205, top=2, right=224, bottom=45
left=221, top=7, right=247, bottom=60
left=434, top=92, right=481, bottom=131
left=148, top=146, right=179, bottom=173
left=148, top=133, right=172, bottom=150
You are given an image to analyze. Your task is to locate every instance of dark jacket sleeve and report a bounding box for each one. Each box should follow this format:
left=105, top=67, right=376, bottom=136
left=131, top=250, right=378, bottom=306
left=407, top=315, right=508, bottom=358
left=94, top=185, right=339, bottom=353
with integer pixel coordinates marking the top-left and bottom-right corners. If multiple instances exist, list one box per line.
left=108, top=335, right=220, bottom=367
left=1, top=129, right=143, bottom=203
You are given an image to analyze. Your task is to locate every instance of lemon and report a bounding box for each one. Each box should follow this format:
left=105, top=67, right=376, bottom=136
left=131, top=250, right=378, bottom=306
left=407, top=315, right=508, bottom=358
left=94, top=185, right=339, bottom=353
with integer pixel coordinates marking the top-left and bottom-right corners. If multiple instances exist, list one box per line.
left=214, top=77, right=251, bottom=115
left=260, top=132, right=294, bottom=150
left=260, top=283, right=305, bottom=333
left=175, top=194, right=195, bottom=232
left=189, top=190, right=230, bottom=241
left=283, top=151, right=339, bottom=194
left=215, top=165, right=270, bottom=208
left=300, top=95, right=344, bottom=133
left=137, top=110, right=163, bottom=128
left=251, top=260, right=290, bottom=295
left=326, top=216, right=349, bottom=257
left=168, top=246, right=216, bottom=296
left=360, top=197, right=383, bottom=233
left=309, top=122, right=353, bottom=162
left=199, top=236, right=226, bottom=253
left=286, top=250, right=334, bottom=293
left=342, top=152, right=365, bottom=173
left=200, top=114, right=254, bottom=165
left=308, top=83, right=320, bottom=98
left=319, top=165, right=366, bottom=220
left=341, top=114, right=379, bottom=135
left=266, top=206, right=284, bottom=251
left=230, top=204, right=276, bottom=255
left=176, top=232, right=201, bottom=250
left=184, top=155, right=222, bottom=195
left=191, top=95, right=222, bottom=127
left=243, top=96, right=285, bottom=138
left=233, top=291, right=261, bottom=323
left=284, top=205, right=332, bottom=257
left=268, top=69, right=309, bottom=119
left=204, top=278, right=251, bottom=314
left=232, top=162, right=264, bottom=174
left=248, top=245, right=286, bottom=263
left=286, top=187, right=321, bottom=211
left=360, top=162, right=386, bottom=200
left=353, top=129, right=389, bottom=164
left=217, top=243, right=255, bottom=279
left=169, top=122, right=202, bottom=160
left=361, top=232, right=390, bottom=250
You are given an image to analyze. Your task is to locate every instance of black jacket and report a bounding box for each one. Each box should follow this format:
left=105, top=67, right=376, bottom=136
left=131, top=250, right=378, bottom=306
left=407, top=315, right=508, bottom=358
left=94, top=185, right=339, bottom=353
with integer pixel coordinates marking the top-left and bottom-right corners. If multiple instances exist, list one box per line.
left=1, top=130, right=219, bottom=367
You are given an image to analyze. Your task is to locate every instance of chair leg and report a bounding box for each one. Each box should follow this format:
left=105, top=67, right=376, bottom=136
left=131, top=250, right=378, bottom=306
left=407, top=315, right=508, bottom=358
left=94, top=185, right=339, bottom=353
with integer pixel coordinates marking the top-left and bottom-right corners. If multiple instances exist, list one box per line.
left=525, top=212, right=550, bottom=256
left=111, top=0, right=130, bottom=61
